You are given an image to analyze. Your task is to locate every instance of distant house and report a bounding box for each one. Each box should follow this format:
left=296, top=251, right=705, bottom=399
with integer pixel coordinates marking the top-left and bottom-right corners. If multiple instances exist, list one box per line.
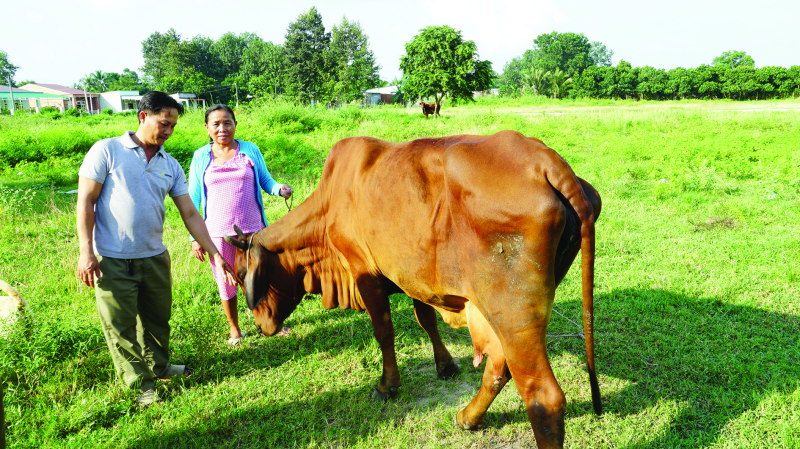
left=99, top=90, right=142, bottom=113
left=18, top=84, right=100, bottom=113
left=100, top=90, right=142, bottom=112
left=364, top=86, right=400, bottom=105
left=473, top=88, right=500, bottom=97
left=0, top=86, right=67, bottom=114
left=169, top=92, right=206, bottom=111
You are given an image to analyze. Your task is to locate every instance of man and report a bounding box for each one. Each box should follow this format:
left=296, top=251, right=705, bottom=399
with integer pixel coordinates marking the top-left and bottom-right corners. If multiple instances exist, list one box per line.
left=76, top=91, right=236, bottom=407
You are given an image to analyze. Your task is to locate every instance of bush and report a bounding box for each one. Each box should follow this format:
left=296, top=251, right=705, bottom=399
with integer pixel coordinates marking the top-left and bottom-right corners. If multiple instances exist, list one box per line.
left=101, top=108, right=113, bottom=115
left=64, top=108, right=80, bottom=117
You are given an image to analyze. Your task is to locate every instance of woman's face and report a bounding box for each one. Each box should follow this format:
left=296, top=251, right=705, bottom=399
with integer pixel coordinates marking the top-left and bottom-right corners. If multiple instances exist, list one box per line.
left=205, top=109, right=236, bottom=146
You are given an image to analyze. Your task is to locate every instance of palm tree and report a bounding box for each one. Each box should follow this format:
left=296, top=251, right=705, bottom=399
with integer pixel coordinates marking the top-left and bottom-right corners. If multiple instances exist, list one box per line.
left=549, top=68, right=573, bottom=99
left=522, top=68, right=551, bottom=96
left=90, top=70, right=107, bottom=92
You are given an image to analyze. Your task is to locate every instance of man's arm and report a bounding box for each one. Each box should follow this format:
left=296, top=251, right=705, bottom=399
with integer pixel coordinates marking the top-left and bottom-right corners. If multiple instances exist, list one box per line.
left=172, top=194, right=237, bottom=286
left=76, top=176, right=103, bottom=288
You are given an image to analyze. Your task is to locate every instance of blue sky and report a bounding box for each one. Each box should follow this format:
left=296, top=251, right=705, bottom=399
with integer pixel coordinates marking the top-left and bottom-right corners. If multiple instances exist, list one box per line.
left=2, top=0, right=799, bottom=86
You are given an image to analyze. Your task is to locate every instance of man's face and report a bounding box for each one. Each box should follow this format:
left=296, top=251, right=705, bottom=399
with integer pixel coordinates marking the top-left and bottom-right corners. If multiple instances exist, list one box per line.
left=138, top=108, right=179, bottom=147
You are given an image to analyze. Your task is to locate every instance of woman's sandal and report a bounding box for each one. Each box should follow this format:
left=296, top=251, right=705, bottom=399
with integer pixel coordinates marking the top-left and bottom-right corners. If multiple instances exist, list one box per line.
left=227, top=332, right=248, bottom=346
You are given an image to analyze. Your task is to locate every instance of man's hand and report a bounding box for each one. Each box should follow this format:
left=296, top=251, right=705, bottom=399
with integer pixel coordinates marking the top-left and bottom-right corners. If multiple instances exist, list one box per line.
left=279, top=184, right=294, bottom=199
left=213, top=252, right=237, bottom=286
left=77, top=252, right=101, bottom=288
left=191, top=241, right=206, bottom=262
left=76, top=176, right=103, bottom=288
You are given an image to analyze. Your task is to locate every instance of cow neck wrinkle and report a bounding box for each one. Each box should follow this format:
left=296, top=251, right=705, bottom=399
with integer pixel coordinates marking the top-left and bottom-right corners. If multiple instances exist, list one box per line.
left=254, top=193, right=340, bottom=284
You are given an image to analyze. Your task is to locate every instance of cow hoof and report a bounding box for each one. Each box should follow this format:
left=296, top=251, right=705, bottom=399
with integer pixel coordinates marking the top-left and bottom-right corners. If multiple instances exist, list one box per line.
left=371, top=386, right=398, bottom=402
left=455, top=408, right=483, bottom=431
left=437, top=360, right=461, bottom=379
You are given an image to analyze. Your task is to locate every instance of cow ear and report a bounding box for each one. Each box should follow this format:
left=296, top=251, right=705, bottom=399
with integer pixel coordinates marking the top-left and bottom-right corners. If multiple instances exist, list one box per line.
left=224, top=235, right=248, bottom=250
left=233, top=224, right=245, bottom=239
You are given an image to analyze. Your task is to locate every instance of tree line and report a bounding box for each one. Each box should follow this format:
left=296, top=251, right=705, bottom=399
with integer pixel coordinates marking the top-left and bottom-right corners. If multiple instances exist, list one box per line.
left=499, top=35, right=800, bottom=100
left=136, top=7, right=381, bottom=105
left=4, top=21, right=800, bottom=110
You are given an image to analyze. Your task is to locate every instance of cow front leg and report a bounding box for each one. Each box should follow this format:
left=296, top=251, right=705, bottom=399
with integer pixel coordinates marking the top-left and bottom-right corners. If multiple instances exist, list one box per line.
left=412, top=299, right=460, bottom=379
left=356, top=275, right=402, bottom=401
left=369, top=306, right=401, bottom=400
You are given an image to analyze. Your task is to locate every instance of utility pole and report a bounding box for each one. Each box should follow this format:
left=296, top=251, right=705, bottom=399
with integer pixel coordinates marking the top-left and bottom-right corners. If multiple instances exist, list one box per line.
left=7, top=76, right=15, bottom=116
left=234, top=82, right=239, bottom=109
left=83, top=84, right=91, bottom=115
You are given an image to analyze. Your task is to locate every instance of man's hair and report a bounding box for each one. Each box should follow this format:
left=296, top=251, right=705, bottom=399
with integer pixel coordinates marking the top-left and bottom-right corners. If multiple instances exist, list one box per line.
left=138, top=91, right=185, bottom=116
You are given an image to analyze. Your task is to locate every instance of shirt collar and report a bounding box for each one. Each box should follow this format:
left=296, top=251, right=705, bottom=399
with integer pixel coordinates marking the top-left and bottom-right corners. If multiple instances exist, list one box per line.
left=121, top=131, right=166, bottom=157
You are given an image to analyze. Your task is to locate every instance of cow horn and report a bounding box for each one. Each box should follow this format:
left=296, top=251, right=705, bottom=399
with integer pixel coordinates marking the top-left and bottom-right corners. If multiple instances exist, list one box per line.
left=233, top=224, right=245, bottom=239
left=224, top=235, right=249, bottom=250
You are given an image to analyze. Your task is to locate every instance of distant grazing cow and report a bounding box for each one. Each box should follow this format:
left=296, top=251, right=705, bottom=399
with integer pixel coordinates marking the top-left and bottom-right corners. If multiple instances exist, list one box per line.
left=226, top=131, right=602, bottom=448
left=421, top=102, right=440, bottom=118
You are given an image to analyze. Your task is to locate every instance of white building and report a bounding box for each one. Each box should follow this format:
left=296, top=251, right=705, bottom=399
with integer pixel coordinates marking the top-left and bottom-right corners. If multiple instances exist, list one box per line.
left=363, top=85, right=400, bottom=105
left=99, top=90, right=142, bottom=113
left=169, top=92, right=206, bottom=111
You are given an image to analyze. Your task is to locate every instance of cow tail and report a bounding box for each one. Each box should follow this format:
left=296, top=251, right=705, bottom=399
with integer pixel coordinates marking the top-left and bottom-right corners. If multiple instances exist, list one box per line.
left=545, top=156, right=602, bottom=416
left=580, top=213, right=602, bottom=415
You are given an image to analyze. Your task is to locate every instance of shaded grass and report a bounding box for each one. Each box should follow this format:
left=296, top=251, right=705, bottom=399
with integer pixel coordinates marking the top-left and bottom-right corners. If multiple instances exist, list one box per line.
left=1, top=102, right=799, bottom=448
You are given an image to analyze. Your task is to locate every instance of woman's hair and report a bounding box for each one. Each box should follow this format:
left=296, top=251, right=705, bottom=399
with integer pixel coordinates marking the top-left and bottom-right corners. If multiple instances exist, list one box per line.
left=205, top=104, right=236, bottom=123
left=205, top=104, right=237, bottom=142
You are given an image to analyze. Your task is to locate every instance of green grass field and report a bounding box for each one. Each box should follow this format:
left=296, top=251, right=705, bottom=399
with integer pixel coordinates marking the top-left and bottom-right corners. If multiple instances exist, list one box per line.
left=1, top=99, right=799, bottom=448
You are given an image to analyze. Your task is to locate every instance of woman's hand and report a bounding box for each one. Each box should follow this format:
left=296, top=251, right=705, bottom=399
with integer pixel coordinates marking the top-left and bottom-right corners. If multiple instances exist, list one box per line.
left=279, top=184, right=294, bottom=199
left=191, top=241, right=206, bottom=262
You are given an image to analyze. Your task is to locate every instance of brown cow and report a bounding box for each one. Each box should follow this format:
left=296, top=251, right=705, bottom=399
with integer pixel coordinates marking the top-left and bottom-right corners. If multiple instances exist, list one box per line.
left=226, top=130, right=601, bottom=448
left=421, top=102, right=440, bottom=118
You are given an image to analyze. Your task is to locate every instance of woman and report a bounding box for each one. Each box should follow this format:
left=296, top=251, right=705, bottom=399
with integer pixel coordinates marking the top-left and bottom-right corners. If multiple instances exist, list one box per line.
left=189, top=104, right=292, bottom=345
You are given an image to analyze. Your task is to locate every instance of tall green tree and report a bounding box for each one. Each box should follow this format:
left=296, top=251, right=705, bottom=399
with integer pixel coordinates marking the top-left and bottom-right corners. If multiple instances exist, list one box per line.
left=572, top=65, right=606, bottom=98
left=328, top=17, right=381, bottom=103
left=212, top=32, right=261, bottom=80
left=187, top=35, right=224, bottom=82
left=140, top=29, right=182, bottom=87
left=108, top=69, right=143, bottom=91
left=590, top=41, right=614, bottom=67
left=497, top=50, right=534, bottom=96
left=400, top=25, right=493, bottom=116
left=713, top=50, right=755, bottom=69
left=601, top=60, right=637, bottom=99
left=240, top=40, right=285, bottom=97
left=531, top=31, right=593, bottom=78
left=283, top=7, right=331, bottom=103
left=0, top=50, right=19, bottom=84
left=636, top=66, right=668, bottom=100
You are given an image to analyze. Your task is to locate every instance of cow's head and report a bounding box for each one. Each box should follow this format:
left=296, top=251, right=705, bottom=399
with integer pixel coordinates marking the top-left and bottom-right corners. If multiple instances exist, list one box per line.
left=224, top=225, right=300, bottom=336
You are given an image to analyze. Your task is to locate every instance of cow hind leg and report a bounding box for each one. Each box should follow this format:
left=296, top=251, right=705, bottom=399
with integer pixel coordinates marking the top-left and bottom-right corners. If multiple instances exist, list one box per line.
left=505, top=332, right=566, bottom=449
left=412, top=299, right=460, bottom=379
left=456, top=356, right=511, bottom=430
left=456, top=302, right=510, bottom=430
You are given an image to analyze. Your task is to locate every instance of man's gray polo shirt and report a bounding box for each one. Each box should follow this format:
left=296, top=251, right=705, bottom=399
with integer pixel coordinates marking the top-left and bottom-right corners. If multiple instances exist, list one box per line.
left=79, top=131, right=189, bottom=259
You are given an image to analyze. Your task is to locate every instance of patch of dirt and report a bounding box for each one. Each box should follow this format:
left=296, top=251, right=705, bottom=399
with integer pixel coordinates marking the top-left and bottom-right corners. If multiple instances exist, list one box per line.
left=415, top=380, right=477, bottom=408
left=691, top=215, right=736, bottom=232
